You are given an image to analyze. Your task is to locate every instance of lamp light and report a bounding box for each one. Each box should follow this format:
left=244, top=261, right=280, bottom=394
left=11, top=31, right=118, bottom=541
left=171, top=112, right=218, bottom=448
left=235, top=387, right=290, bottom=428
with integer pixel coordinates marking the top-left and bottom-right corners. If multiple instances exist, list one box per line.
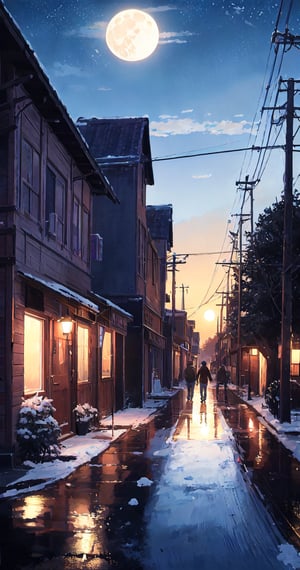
left=59, top=316, right=73, bottom=335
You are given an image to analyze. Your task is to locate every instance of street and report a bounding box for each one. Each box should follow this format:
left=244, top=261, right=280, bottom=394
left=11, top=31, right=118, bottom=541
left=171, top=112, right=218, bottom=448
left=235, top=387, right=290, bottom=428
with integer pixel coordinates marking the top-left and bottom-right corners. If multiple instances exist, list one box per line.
left=1, top=386, right=300, bottom=569
left=142, top=386, right=300, bottom=569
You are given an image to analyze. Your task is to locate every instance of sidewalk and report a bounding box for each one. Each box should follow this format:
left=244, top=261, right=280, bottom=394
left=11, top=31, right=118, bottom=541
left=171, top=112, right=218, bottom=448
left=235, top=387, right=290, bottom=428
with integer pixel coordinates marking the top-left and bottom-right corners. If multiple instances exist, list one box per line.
left=1, top=383, right=300, bottom=500
left=0, top=390, right=177, bottom=499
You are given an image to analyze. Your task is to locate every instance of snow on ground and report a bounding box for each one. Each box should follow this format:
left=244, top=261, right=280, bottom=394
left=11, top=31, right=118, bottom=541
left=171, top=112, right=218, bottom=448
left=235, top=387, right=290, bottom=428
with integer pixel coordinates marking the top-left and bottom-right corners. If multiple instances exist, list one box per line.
left=233, top=386, right=300, bottom=461
left=0, top=395, right=170, bottom=499
left=142, top=391, right=300, bottom=570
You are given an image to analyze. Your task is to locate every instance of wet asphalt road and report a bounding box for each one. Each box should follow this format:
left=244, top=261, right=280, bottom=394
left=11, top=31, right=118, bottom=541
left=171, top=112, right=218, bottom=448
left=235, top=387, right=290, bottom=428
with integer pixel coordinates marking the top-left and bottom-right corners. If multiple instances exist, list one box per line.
left=220, top=389, right=300, bottom=550
left=0, top=386, right=300, bottom=569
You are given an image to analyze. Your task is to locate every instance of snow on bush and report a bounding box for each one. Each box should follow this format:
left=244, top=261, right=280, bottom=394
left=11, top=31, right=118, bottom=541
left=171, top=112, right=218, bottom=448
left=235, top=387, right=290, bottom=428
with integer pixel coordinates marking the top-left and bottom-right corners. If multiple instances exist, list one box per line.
left=16, top=393, right=61, bottom=463
left=73, top=403, right=98, bottom=424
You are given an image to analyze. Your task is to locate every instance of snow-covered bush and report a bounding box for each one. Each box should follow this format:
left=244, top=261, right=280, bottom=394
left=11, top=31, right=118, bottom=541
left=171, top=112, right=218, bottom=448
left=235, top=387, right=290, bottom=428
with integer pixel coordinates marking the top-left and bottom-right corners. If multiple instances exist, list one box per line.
left=16, top=394, right=61, bottom=463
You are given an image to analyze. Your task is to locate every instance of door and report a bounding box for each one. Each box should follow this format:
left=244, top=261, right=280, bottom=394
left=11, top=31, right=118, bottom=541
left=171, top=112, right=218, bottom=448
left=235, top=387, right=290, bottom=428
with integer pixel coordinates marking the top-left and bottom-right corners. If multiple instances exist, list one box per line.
left=49, top=321, right=73, bottom=435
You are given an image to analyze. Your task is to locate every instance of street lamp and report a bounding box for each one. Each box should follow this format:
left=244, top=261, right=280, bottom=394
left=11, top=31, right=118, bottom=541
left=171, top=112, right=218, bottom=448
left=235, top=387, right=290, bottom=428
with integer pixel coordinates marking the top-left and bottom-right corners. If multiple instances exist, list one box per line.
left=59, top=316, right=73, bottom=336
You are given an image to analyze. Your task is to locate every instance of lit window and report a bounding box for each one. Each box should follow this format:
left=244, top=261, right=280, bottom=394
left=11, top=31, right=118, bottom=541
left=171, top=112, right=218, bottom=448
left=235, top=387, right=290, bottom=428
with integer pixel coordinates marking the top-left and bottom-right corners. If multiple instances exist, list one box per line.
left=102, top=331, right=112, bottom=378
left=77, top=325, right=89, bottom=382
left=24, top=314, right=44, bottom=393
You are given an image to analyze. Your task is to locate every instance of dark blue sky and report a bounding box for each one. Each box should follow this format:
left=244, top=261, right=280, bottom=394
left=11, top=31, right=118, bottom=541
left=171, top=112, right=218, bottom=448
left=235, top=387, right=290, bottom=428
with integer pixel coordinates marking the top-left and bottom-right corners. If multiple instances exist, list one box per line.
left=3, top=0, right=300, bottom=338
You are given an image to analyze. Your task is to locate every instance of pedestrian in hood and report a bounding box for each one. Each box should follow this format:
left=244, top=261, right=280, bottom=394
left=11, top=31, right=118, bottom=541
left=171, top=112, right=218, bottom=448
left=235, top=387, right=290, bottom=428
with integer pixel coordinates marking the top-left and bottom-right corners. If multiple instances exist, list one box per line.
left=196, top=361, right=212, bottom=403
left=184, top=361, right=196, bottom=402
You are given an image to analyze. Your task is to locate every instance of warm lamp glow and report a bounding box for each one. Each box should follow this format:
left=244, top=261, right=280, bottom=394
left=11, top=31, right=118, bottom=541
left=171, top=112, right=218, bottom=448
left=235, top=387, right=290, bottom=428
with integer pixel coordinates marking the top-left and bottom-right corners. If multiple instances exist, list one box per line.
left=59, top=316, right=73, bottom=335
left=292, top=349, right=300, bottom=364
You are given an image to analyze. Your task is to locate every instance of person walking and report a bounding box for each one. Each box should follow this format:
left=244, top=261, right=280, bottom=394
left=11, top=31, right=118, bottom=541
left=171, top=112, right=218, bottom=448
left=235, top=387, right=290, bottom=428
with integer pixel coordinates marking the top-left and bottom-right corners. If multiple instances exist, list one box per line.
left=196, top=360, right=212, bottom=403
left=184, top=361, right=196, bottom=402
left=216, top=364, right=228, bottom=400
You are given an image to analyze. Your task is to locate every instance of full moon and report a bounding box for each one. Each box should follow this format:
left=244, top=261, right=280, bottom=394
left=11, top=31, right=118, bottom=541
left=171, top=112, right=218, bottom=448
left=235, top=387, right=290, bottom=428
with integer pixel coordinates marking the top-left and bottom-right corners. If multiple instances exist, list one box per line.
left=106, top=9, right=159, bottom=62
left=204, top=309, right=215, bottom=322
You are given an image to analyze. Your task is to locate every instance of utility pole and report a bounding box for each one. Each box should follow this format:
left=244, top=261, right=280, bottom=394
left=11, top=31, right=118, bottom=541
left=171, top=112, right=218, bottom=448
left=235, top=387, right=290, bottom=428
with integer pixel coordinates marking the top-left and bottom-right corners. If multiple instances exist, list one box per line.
left=167, top=253, right=188, bottom=385
left=235, top=176, right=258, bottom=398
left=235, top=175, right=258, bottom=244
left=176, top=283, right=189, bottom=310
left=216, top=292, right=226, bottom=367
left=231, top=213, right=249, bottom=388
left=279, top=78, right=295, bottom=423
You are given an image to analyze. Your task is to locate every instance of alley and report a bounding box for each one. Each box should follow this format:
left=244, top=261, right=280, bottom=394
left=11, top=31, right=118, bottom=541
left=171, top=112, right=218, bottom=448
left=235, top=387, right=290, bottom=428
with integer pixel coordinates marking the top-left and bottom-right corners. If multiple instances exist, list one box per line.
left=141, top=385, right=300, bottom=570
left=1, top=387, right=300, bottom=569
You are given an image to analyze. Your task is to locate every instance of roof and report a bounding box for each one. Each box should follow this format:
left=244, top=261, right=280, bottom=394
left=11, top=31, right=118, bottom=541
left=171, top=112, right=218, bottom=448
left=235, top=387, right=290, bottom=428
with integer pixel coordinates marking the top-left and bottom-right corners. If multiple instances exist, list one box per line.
left=146, top=204, right=173, bottom=249
left=0, top=3, right=118, bottom=203
left=20, top=272, right=99, bottom=312
left=77, top=117, right=154, bottom=185
left=20, top=272, right=132, bottom=319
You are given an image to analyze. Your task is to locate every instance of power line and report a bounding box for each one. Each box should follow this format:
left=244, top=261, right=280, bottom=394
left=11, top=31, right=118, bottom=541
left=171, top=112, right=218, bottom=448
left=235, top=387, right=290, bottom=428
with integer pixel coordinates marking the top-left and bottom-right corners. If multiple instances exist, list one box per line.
left=151, top=144, right=285, bottom=163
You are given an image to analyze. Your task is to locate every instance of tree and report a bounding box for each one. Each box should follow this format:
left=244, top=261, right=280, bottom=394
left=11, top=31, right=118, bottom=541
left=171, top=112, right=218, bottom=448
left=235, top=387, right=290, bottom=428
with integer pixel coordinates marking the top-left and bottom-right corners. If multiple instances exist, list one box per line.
left=230, top=193, right=300, bottom=383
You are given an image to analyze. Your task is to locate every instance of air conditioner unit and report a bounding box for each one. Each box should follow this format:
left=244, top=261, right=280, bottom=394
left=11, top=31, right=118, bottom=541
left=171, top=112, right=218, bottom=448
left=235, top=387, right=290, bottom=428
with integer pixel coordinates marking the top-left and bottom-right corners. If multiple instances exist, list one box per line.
left=48, top=212, right=57, bottom=237
left=90, top=233, right=103, bottom=261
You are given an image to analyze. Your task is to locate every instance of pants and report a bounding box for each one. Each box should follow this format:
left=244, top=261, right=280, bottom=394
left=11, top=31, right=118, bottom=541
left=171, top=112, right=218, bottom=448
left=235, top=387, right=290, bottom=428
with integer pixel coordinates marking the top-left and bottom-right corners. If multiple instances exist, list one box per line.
left=186, top=382, right=195, bottom=401
left=200, top=382, right=208, bottom=402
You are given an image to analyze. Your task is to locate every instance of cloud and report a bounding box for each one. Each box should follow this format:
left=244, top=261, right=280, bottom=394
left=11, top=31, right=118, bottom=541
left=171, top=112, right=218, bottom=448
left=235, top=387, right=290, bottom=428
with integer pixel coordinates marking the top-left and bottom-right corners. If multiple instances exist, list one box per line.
left=97, top=86, right=112, bottom=92
left=52, top=62, right=85, bottom=77
left=159, top=30, right=194, bottom=44
left=192, top=174, right=212, bottom=180
left=150, top=117, right=254, bottom=137
left=159, top=114, right=178, bottom=119
left=67, top=21, right=107, bottom=39
left=145, top=5, right=178, bottom=13
left=181, top=109, right=193, bottom=114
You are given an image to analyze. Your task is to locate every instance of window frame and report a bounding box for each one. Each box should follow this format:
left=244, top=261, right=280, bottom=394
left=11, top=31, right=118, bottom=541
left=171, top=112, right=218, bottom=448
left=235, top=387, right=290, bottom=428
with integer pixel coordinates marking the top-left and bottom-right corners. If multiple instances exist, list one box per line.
left=46, top=164, right=67, bottom=244
left=24, top=313, right=44, bottom=394
left=77, top=324, right=89, bottom=383
left=21, top=138, right=40, bottom=220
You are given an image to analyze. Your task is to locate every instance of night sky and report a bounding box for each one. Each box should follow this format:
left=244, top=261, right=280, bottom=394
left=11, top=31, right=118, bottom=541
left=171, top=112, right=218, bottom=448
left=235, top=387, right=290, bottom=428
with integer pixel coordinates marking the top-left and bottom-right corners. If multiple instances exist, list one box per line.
left=3, top=0, right=300, bottom=342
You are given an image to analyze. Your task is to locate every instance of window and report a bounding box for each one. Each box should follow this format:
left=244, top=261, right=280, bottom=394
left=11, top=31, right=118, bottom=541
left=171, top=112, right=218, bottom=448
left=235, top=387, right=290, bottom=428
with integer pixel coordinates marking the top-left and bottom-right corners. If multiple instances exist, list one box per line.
left=102, top=331, right=112, bottom=378
left=152, top=248, right=158, bottom=285
left=21, top=139, right=40, bottom=219
left=77, top=324, right=89, bottom=382
left=24, top=314, right=44, bottom=393
left=46, top=165, right=66, bottom=243
left=137, top=220, right=146, bottom=278
left=72, top=197, right=81, bottom=255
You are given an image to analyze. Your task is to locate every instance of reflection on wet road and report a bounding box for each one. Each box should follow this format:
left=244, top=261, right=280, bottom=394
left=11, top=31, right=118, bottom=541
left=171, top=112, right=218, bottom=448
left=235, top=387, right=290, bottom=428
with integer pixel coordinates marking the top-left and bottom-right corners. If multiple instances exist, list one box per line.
left=1, top=385, right=300, bottom=568
left=0, top=394, right=183, bottom=569
left=174, top=383, right=224, bottom=441
left=218, top=389, right=300, bottom=550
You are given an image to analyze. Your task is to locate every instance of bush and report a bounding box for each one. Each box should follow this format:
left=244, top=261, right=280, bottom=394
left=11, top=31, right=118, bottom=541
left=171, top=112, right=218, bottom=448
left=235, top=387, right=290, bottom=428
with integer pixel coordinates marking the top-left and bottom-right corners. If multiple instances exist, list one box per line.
left=73, top=403, right=98, bottom=425
left=16, top=393, right=61, bottom=463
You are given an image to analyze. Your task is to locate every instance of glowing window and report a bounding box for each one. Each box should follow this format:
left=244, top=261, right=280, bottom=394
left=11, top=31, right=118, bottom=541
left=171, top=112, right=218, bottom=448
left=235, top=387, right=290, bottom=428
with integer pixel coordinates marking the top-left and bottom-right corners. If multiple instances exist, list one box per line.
left=77, top=325, right=89, bottom=382
left=24, top=314, right=44, bottom=393
left=102, top=331, right=112, bottom=379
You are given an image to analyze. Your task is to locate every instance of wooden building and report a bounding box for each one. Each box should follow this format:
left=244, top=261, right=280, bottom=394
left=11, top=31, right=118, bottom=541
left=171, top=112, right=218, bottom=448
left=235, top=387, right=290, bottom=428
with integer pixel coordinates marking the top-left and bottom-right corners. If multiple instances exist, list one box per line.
left=146, top=205, right=173, bottom=388
left=0, top=4, right=131, bottom=464
left=77, top=117, right=169, bottom=405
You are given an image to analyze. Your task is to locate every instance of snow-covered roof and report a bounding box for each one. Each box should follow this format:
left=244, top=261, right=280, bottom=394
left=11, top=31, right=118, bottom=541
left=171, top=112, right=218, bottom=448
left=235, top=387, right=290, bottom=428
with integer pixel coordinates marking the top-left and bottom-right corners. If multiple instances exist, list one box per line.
left=76, top=117, right=154, bottom=186
left=91, top=292, right=133, bottom=319
left=20, top=272, right=99, bottom=312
